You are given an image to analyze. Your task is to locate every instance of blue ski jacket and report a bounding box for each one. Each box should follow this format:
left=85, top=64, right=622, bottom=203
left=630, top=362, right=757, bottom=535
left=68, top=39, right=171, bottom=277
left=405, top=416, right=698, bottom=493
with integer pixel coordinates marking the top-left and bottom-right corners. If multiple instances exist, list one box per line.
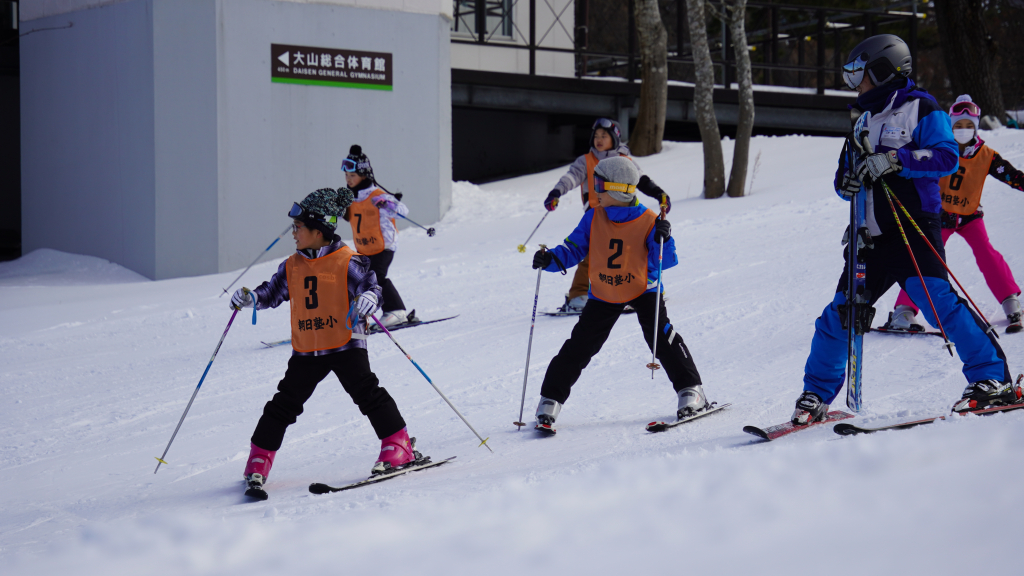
left=543, top=201, right=677, bottom=303
left=835, top=78, right=959, bottom=235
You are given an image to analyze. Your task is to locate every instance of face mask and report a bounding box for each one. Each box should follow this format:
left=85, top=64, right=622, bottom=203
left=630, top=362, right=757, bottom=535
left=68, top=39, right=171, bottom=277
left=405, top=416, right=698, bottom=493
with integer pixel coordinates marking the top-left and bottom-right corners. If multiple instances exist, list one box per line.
left=953, top=128, right=976, bottom=144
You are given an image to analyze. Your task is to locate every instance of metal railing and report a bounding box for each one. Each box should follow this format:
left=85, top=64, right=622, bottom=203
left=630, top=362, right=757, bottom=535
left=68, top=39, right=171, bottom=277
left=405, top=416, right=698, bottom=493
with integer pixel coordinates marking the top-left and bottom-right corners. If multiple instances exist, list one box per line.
left=451, top=0, right=926, bottom=95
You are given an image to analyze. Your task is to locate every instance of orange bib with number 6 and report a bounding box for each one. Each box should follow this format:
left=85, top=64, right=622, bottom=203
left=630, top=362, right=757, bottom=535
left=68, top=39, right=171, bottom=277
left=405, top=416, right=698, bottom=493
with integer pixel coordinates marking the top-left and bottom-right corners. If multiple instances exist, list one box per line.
left=588, top=206, right=657, bottom=303
left=940, top=145, right=994, bottom=216
left=286, top=247, right=354, bottom=353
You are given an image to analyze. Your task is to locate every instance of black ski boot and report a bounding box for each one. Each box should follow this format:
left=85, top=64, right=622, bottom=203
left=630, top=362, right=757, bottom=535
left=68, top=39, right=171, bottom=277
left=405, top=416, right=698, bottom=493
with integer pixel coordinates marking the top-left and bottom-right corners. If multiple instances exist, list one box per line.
left=791, top=391, right=829, bottom=426
left=952, top=379, right=1021, bottom=413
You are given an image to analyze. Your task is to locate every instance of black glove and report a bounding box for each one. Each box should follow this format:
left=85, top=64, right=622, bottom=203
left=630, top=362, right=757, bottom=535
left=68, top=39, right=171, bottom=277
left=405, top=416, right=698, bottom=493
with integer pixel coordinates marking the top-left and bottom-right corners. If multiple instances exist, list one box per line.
left=544, top=190, right=560, bottom=211
left=838, top=171, right=862, bottom=199
left=653, top=219, right=672, bottom=243
left=533, top=250, right=553, bottom=270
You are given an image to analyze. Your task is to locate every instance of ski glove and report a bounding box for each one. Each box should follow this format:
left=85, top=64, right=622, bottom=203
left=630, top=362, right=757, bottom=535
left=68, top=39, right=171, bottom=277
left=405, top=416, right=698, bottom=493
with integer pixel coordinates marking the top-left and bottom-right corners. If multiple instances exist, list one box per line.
left=533, top=249, right=553, bottom=270
left=373, top=196, right=396, bottom=213
left=838, top=171, right=862, bottom=199
left=354, top=291, right=379, bottom=317
left=653, top=220, right=672, bottom=243
left=857, top=150, right=902, bottom=183
left=230, top=288, right=256, bottom=310
left=544, top=190, right=560, bottom=211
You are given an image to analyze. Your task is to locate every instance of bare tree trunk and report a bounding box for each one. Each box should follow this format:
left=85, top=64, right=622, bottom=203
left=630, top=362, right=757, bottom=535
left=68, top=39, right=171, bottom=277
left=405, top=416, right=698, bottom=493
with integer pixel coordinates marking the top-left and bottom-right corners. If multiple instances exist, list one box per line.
left=934, top=0, right=1005, bottom=123
left=725, top=0, right=754, bottom=198
left=685, top=0, right=725, bottom=199
left=630, top=0, right=669, bottom=156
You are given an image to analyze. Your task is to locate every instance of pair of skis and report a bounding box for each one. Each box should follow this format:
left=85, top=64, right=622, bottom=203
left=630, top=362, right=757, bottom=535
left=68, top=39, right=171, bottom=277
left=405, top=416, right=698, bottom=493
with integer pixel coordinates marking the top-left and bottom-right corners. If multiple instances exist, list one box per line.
left=259, top=312, right=459, bottom=348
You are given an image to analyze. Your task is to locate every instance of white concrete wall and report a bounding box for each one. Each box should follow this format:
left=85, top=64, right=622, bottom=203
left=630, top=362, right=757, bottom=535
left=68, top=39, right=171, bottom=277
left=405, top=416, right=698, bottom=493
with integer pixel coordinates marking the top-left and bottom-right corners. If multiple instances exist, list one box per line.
left=21, top=0, right=451, bottom=279
left=450, top=0, right=575, bottom=77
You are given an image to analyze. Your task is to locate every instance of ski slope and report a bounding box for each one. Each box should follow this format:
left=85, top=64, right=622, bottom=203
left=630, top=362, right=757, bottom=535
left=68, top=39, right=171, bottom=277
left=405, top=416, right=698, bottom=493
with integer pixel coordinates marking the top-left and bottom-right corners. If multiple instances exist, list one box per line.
left=3, top=131, right=1024, bottom=575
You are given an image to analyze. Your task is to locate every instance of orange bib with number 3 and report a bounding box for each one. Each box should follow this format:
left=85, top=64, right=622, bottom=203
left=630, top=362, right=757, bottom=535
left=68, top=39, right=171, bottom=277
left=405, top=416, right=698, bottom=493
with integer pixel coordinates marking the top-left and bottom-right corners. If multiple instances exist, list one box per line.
left=588, top=206, right=657, bottom=303
left=940, top=145, right=994, bottom=215
left=348, top=189, right=395, bottom=255
left=286, top=247, right=354, bottom=353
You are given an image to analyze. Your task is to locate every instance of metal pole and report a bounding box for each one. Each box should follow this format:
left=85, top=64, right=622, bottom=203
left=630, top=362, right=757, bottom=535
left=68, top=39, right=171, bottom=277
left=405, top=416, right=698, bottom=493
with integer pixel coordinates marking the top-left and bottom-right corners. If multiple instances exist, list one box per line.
left=476, top=0, right=486, bottom=43
left=530, top=0, right=536, bottom=75
left=515, top=245, right=547, bottom=429
left=816, top=10, right=825, bottom=95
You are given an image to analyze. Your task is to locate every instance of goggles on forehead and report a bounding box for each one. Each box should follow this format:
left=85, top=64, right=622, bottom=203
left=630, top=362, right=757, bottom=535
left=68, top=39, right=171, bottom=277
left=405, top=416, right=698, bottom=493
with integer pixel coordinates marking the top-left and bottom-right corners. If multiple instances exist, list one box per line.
left=594, top=175, right=637, bottom=195
left=341, top=158, right=358, bottom=172
left=288, top=202, right=337, bottom=224
left=593, top=118, right=615, bottom=129
left=950, top=100, right=981, bottom=118
left=842, top=54, right=867, bottom=90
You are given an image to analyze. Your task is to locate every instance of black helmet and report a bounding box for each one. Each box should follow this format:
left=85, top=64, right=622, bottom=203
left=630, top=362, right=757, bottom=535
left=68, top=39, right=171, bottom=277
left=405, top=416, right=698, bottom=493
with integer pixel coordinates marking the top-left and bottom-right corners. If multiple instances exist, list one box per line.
left=842, top=34, right=912, bottom=89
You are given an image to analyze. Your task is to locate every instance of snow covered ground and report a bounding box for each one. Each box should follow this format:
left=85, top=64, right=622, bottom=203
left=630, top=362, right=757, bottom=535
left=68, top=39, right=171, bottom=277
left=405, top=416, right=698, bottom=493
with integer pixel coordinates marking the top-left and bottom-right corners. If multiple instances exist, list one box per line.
left=3, top=130, right=1024, bottom=575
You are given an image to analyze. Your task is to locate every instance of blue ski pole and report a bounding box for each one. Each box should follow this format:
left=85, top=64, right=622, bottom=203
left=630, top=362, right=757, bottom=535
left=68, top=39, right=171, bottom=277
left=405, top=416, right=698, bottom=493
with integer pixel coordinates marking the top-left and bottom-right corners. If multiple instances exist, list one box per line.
left=369, top=314, right=492, bottom=452
left=396, top=213, right=435, bottom=237
left=154, top=290, right=255, bottom=473
left=220, top=225, right=292, bottom=297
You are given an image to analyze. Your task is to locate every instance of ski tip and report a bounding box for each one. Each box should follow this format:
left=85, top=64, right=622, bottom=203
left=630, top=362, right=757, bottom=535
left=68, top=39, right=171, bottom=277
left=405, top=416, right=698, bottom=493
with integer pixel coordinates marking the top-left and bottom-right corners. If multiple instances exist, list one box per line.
left=646, top=421, right=669, bottom=433
left=833, top=423, right=861, bottom=436
left=308, top=483, right=332, bottom=495
left=742, top=425, right=769, bottom=440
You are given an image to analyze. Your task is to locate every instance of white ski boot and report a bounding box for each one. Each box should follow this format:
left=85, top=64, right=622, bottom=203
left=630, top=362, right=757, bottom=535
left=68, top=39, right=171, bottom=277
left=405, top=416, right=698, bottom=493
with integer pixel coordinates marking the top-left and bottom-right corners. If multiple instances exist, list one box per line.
left=535, top=396, right=561, bottom=434
left=381, top=309, right=408, bottom=328
left=676, top=385, right=709, bottom=419
left=791, top=391, right=829, bottom=425
left=1003, top=295, right=1022, bottom=334
left=557, top=295, right=587, bottom=315
left=883, top=305, right=924, bottom=332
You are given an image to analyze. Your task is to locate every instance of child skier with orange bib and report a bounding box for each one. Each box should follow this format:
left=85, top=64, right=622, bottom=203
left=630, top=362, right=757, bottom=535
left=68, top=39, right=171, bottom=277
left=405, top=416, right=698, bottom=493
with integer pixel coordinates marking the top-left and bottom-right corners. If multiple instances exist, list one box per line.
left=230, top=188, right=423, bottom=499
left=542, top=119, right=672, bottom=314
left=342, top=145, right=411, bottom=328
left=530, top=157, right=710, bottom=433
left=884, top=95, right=1024, bottom=334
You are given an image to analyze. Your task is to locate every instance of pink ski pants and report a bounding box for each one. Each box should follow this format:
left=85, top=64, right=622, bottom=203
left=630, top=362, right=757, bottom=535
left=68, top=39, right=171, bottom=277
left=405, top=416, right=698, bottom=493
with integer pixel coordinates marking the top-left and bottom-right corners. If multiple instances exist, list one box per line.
left=894, top=216, right=1019, bottom=312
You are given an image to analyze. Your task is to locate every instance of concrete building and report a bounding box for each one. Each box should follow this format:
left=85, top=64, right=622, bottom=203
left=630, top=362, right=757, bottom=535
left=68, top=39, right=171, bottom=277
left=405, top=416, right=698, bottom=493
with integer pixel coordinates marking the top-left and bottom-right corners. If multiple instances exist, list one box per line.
left=20, top=0, right=452, bottom=280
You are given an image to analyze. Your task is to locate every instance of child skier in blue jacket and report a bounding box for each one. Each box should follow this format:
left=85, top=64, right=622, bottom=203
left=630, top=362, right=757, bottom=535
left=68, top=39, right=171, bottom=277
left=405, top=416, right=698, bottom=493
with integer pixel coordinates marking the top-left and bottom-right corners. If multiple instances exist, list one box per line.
left=793, top=34, right=1017, bottom=425
left=530, top=156, right=709, bottom=432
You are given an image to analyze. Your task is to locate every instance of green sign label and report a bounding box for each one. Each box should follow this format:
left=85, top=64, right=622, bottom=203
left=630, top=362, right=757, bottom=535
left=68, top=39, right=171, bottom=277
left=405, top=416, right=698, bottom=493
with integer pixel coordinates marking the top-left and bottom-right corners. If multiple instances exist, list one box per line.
left=271, top=44, right=392, bottom=91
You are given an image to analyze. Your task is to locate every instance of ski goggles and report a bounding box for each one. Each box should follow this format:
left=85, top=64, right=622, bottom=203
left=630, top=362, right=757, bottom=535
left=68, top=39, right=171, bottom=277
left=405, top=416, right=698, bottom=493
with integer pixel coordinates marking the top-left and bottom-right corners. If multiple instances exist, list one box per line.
left=593, top=175, right=637, bottom=195
left=950, top=100, right=981, bottom=118
left=592, top=118, right=620, bottom=138
left=288, top=202, right=337, bottom=225
left=842, top=54, right=867, bottom=90
left=342, top=158, right=372, bottom=173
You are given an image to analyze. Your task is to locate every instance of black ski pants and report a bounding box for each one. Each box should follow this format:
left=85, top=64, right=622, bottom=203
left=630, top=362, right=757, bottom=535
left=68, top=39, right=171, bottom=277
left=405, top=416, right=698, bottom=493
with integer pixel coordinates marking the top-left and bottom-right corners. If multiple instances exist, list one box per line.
left=539, top=291, right=702, bottom=405
left=251, top=348, right=406, bottom=451
left=367, top=250, right=406, bottom=313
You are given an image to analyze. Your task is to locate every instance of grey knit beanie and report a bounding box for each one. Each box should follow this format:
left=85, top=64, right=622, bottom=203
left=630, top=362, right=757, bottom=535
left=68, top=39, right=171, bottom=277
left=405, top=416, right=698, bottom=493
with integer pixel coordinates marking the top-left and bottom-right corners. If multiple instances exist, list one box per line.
left=295, top=187, right=354, bottom=237
left=594, top=156, right=639, bottom=203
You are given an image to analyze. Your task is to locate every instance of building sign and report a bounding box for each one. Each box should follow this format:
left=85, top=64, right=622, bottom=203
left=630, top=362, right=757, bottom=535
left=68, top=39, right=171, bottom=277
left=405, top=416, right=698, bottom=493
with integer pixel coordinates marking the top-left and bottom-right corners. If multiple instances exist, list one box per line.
left=271, top=44, right=392, bottom=91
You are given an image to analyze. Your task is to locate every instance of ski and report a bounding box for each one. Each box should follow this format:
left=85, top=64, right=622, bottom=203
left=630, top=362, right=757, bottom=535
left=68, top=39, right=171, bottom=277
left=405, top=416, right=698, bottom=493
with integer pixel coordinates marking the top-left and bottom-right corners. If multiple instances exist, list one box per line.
left=845, top=110, right=873, bottom=413
left=834, top=401, right=1024, bottom=436
left=1007, top=322, right=1022, bottom=334
left=261, top=313, right=459, bottom=348
left=244, top=486, right=269, bottom=501
left=542, top=307, right=635, bottom=318
left=308, top=456, right=456, bottom=494
left=870, top=326, right=943, bottom=337
left=366, top=311, right=460, bottom=334
left=743, top=410, right=855, bottom=442
left=646, top=402, right=731, bottom=433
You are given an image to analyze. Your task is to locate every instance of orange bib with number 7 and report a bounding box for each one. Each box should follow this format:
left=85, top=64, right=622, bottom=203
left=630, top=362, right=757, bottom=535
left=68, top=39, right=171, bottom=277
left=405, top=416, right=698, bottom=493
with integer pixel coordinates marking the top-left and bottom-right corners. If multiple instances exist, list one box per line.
left=588, top=206, right=657, bottom=303
left=348, top=189, right=395, bottom=256
left=286, top=247, right=354, bottom=353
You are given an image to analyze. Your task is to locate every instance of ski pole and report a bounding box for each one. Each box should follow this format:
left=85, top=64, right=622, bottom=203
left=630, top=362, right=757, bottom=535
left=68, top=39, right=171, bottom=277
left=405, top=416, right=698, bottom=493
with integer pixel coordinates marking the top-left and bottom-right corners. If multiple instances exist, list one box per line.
left=515, top=245, right=547, bottom=429
left=883, top=184, right=998, bottom=337
left=647, top=202, right=668, bottom=378
left=396, top=213, right=436, bottom=237
left=369, top=314, right=493, bottom=452
left=154, top=291, right=252, bottom=473
left=518, top=212, right=550, bottom=253
left=220, top=225, right=292, bottom=297
left=880, top=187, right=955, bottom=356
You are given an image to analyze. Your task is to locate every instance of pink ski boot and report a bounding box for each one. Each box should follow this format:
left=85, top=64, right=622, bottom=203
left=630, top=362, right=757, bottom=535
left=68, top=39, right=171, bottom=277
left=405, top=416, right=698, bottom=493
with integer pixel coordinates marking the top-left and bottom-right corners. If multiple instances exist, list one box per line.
left=371, top=427, right=418, bottom=475
left=243, top=443, right=276, bottom=499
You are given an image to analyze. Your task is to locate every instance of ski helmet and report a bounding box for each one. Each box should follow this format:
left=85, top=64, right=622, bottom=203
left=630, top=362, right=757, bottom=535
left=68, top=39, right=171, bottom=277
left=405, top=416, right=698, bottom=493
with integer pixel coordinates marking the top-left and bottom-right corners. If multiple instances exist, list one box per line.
left=842, top=34, right=912, bottom=90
